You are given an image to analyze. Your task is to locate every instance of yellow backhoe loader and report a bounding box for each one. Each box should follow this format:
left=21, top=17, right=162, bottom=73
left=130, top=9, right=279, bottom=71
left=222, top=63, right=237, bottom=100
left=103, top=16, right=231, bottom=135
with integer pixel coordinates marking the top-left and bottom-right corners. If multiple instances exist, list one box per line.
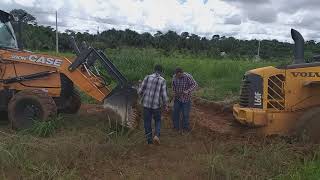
left=233, top=29, right=320, bottom=141
left=0, top=10, right=138, bottom=129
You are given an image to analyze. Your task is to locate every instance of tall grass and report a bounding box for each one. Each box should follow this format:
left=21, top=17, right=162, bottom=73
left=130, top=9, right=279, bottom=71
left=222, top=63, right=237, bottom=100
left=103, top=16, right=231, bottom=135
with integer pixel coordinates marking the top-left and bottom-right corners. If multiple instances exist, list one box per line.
left=97, top=48, right=277, bottom=100
left=0, top=113, right=145, bottom=179
left=46, top=48, right=279, bottom=101
left=277, top=148, right=320, bottom=180
left=205, top=139, right=307, bottom=179
left=25, top=115, right=64, bottom=137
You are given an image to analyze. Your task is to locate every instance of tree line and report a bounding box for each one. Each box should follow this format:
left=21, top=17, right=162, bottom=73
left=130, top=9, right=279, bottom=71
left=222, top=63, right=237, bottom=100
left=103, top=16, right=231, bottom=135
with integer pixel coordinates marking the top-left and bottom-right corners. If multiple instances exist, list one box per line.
left=9, top=9, right=320, bottom=61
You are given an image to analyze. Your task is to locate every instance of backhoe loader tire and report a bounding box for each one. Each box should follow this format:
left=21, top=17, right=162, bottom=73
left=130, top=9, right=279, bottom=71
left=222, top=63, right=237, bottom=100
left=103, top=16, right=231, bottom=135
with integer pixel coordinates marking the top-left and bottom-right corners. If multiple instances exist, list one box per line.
left=61, top=90, right=81, bottom=114
left=294, top=107, right=320, bottom=143
left=8, top=89, right=57, bottom=129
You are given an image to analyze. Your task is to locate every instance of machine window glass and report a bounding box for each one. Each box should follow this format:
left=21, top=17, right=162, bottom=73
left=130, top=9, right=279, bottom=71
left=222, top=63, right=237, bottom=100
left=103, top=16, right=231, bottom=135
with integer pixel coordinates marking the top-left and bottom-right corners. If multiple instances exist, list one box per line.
left=0, top=21, right=18, bottom=49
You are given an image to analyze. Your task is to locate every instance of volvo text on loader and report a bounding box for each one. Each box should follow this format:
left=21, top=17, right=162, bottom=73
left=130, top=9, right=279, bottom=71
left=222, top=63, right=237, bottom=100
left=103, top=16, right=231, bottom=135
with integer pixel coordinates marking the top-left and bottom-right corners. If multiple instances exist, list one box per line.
left=0, top=10, right=138, bottom=129
left=233, top=29, right=320, bottom=141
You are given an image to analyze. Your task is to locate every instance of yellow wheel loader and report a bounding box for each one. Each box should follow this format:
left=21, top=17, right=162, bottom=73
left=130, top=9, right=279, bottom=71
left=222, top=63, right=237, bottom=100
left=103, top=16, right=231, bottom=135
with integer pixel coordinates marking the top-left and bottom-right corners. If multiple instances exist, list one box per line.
left=0, top=10, right=138, bottom=129
left=233, top=29, right=320, bottom=141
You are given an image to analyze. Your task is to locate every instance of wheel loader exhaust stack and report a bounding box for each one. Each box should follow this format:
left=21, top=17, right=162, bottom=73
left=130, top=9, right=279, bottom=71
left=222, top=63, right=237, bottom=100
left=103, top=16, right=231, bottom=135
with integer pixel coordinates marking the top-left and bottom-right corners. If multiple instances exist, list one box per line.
left=291, top=29, right=305, bottom=64
left=0, top=10, right=139, bottom=129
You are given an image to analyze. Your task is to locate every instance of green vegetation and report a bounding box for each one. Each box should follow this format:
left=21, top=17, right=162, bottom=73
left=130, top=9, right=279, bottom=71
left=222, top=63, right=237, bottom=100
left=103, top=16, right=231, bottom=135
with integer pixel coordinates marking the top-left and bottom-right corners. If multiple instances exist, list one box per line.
left=206, top=139, right=311, bottom=180
left=20, top=115, right=65, bottom=137
left=47, top=48, right=277, bottom=101
left=107, top=48, right=277, bottom=100
left=10, top=9, right=320, bottom=62
left=0, top=113, right=144, bottom=179
left=279, top=160, right=320, bottom=179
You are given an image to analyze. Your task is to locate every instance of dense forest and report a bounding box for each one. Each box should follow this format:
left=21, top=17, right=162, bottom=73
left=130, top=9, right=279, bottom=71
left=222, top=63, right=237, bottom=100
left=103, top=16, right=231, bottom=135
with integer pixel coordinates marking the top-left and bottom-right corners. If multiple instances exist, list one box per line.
left=8, top=9, right=320, bottom=60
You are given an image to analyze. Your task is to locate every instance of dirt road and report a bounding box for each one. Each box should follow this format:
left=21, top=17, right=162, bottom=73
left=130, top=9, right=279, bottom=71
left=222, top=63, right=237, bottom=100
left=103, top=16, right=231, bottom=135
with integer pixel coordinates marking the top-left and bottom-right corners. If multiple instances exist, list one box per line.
left=74, top=102, right=312, bottom=179
left=83, top=98, right=254, bottom=139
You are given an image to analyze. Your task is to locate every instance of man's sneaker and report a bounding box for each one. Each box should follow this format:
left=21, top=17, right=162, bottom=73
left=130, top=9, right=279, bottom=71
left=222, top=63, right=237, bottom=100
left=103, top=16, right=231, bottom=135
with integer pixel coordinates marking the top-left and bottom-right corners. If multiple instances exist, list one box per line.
left=153, top=136, right=160, bottom=145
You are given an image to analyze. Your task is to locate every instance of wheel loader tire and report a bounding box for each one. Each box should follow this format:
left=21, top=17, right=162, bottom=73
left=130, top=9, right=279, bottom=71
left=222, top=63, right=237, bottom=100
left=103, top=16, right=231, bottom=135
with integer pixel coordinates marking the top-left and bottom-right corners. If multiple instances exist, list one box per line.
left=294, top=107, right=320, bottom=143
left=60, top=90, right=81, bottom=114
left=8, top=89, right=57, bottom=129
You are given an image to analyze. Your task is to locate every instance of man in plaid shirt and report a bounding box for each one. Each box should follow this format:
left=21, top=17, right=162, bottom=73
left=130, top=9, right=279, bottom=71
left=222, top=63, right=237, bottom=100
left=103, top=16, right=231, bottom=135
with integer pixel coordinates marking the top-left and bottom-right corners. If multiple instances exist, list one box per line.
left=138, top=65, right=168, bottom=145
left=172, top=67, right=198, bottom=132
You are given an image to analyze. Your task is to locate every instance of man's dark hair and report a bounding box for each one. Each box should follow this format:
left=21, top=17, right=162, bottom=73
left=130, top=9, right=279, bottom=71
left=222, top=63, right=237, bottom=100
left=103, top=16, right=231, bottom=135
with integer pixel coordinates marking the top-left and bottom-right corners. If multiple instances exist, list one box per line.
left=154, top=64, right=163, bottom=73
left=175, top=67, right=183, bottom=74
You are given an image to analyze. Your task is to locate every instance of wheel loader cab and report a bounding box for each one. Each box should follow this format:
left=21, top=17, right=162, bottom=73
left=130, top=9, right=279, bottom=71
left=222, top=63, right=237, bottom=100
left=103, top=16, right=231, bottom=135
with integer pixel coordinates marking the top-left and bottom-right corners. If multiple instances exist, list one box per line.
left=233, top=29, right=320, bottom=136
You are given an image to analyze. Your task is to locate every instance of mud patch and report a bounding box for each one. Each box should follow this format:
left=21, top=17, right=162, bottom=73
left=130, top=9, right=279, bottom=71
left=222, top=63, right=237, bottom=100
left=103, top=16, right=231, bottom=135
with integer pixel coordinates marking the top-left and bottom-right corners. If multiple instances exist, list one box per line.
left=80, top=99, right=254, bottom=138
left=79, top=104, right=122, bottom=122
left=79, top=104, right=142, bottom=129
left=191, top=99, right=251, bottom=136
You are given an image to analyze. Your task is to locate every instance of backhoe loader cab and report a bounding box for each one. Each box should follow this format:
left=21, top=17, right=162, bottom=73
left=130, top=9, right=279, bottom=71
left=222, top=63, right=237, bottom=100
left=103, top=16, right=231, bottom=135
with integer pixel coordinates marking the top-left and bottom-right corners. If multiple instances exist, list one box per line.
left=0, top=10, right=138, bottom=129
left=233, top=29, right=320, bottom=140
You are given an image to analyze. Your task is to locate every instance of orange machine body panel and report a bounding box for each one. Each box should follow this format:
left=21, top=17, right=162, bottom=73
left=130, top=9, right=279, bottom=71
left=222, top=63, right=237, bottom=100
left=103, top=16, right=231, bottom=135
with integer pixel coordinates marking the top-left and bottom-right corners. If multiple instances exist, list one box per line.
left=0, top=49, right=110, bottom=102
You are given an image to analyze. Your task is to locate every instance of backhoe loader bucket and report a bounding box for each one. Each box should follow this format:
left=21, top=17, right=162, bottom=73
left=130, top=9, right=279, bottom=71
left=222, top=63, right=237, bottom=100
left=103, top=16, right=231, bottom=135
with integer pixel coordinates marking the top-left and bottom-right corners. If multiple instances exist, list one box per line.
left=103, top=86, right=139, bottom=128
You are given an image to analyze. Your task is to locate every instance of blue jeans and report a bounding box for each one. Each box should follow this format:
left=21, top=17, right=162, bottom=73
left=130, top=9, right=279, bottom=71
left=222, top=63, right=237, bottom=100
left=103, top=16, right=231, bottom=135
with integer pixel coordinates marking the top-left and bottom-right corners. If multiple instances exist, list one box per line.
left=172, top=100, right=191, bottom=130
left=143, top=107, right=161, bottom=144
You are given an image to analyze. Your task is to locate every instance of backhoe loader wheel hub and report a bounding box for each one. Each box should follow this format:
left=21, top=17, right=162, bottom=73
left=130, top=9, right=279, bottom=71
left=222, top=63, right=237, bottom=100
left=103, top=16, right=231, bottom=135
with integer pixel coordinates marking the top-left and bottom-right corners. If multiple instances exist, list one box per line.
left=22, top=103, right=42, bottom=121
left=8, top=89, right=57, bottom=129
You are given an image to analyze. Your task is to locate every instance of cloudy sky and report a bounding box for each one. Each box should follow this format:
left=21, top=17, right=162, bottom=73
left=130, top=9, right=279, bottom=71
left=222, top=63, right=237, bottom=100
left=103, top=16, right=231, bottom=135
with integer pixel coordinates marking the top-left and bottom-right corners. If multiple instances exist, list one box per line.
left=1, top=0, right=320, bottom=41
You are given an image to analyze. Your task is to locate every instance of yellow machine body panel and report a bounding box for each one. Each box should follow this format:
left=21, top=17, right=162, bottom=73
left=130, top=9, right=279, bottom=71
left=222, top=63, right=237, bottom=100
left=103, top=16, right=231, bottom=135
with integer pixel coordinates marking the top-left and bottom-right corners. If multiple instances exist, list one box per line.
left=233, top=64, right=320, bottom=135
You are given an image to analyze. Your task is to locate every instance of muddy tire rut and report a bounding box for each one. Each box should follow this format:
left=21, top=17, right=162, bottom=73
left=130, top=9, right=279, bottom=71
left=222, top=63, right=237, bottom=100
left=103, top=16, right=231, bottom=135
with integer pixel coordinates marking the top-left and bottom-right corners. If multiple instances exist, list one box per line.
left=80, top=98, right=256, bottom=138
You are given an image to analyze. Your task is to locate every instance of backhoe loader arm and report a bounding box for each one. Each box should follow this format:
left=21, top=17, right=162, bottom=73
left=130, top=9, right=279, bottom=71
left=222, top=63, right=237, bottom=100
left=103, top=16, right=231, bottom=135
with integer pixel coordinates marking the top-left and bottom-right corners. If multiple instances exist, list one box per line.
left=68, top=47, right=128, bottom=87
left=65, top=41, right=138, bottom=127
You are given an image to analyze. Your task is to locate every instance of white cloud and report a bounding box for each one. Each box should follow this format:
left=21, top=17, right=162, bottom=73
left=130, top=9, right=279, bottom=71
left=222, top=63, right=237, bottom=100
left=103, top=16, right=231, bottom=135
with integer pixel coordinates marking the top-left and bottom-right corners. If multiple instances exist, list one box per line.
left=2, top=0, right=13, bottom=4
left=13, top=0, right=36, bottom=7
left=1, top=0, right=320, bottom=41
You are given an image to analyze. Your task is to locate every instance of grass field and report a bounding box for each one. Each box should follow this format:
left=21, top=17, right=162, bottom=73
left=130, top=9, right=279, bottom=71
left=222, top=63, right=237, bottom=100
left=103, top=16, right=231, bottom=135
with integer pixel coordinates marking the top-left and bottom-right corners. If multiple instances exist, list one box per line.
left=106, top=48, right=278, bottom=101
left=44, top=48, right=278, bottom=101
left=2, top=48, right=320, bottom=179
left=1, top=108, right=319, bottom=180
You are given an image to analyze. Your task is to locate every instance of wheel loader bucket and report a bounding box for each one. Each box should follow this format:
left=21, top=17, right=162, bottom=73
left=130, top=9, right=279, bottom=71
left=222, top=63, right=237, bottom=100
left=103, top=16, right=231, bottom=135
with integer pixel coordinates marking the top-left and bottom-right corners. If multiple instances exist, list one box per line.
left=103, top=86, right=139, bottom=129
